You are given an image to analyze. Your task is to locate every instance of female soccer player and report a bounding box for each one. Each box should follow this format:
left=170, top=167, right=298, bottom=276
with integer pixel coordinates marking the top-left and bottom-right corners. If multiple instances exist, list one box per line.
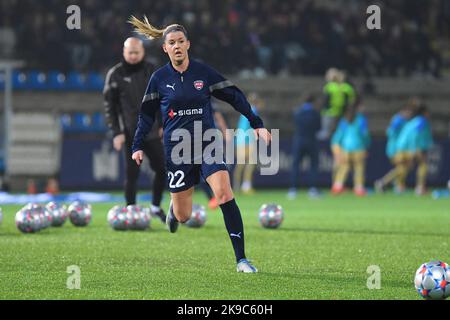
left=395, top=104, right=433, bottom=195
left=331, top=102, right=371, bottom=196
left=128, top=16, right=271, bottom=273
left=374, top=99, right=416, bottom=193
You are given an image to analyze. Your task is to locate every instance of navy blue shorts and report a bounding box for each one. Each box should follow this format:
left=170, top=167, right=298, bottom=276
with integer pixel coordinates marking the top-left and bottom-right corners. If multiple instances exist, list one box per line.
left=165, top=160, right=228, bottom=193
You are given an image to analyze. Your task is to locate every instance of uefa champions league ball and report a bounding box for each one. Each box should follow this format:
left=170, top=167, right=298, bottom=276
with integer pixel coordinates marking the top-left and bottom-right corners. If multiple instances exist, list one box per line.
left=68, top=201, right=92, bottom=227
left=126, top=205, right=150, bottom=230
left=414, top=261, right=450, bottom=300
left=107, top=205, right=129, bottom=231
left=136, top=208, right=151, bottom=230
left=40, top=206, right=53, bottom=229
left=15, top=207, right=41, bottom=233
left=126, top=205, right=140, bottom=230
left=185, top=204, right=207, bottom=228
left=124, top=207, right=135, bottom=228
left=39, top=207, right=52, bottom=229
left=46, top=202, right=68, bottom=227
left=107, top=205, right=120, bottom=228
left=258, top=204, right=284, bottom=229
left=24, top=203, right=52, bottom=229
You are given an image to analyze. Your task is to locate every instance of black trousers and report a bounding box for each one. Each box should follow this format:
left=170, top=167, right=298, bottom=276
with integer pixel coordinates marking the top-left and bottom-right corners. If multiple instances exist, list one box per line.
left=124, top=136, right=166, bottom=207
left=291, top=139, right=319, bottom=190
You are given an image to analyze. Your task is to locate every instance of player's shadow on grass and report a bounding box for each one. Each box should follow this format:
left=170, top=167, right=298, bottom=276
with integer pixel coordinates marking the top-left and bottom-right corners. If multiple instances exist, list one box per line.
left=279, top=226, right=448, bottom=238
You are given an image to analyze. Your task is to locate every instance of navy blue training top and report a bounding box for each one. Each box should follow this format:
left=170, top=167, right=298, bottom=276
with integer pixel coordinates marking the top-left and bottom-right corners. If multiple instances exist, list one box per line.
left=293, top=103, right=321, bottom=143
left=132, top=59, right=264, bottom=155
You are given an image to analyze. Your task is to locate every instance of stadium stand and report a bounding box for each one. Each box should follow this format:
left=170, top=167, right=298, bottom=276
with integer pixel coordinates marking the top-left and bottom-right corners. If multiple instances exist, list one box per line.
left=0, top=0, right=448, bottom=77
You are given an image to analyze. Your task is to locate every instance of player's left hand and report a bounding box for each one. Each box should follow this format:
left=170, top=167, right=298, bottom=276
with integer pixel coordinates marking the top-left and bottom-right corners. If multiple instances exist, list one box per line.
left=255, top=128, right=272, bottom=145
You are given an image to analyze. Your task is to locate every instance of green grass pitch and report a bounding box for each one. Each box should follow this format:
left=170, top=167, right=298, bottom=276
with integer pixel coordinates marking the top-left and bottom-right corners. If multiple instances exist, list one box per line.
left=0, top=190, right=448, bottom=300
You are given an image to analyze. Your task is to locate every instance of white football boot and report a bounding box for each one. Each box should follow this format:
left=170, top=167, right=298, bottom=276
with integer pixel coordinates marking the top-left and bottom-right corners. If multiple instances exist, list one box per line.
left=236, top=259, right=258, bottom=273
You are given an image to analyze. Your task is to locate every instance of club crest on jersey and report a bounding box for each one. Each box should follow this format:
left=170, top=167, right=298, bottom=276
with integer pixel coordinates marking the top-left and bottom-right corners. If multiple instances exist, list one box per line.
left=193, top=80, right=204, bottom=91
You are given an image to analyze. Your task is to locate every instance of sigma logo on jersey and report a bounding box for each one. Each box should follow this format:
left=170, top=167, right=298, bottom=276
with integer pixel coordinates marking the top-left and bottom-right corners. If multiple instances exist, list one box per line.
left=193, top=80, right=204, bottom=91
left=168, top=108, right=203, bottom=119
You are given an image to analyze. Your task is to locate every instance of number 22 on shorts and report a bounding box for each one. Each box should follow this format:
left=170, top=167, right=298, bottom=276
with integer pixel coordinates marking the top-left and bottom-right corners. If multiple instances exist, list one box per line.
left=168, top=170, right=186, bottom=189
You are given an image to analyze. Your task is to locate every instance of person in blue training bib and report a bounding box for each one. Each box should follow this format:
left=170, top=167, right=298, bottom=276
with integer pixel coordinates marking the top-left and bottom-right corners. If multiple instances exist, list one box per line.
left=374, top=99, right=416, bottom=193
left=129, top=17, right=272, bottom=273
left=396, top=104, right=433, bottom=195
left=331, top=102, right=371, bottom=196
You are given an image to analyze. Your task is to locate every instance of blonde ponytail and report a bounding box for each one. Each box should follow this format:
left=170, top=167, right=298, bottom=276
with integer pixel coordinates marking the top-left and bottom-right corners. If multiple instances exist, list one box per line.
left=128, top=15, right=188, bottom=41
left=128, top=15, right=165, bottom=40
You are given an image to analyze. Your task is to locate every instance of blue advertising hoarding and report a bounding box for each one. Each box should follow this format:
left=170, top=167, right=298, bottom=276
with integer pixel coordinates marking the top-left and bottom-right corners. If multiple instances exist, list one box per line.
left=60, top=135, right=450, bottom=190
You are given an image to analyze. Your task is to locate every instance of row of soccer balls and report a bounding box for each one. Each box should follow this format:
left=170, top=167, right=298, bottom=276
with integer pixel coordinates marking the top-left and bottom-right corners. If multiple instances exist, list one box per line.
left=108, top=204, right=206, bottom=230
left=107, top=203, right=285, bottom=231
left=107, top=203, right=283, bottom=230
left=0, top=202, right=285, bottom=233
left=14, top=201, right=91, bottom=233
left=12, top=202, right=155, bottom=232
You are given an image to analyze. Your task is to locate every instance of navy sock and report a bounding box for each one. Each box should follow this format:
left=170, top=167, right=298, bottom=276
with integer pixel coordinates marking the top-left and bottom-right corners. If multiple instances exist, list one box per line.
left=220, top=199, right=246, bottom=262
left=169, top=203, right=178, bottom=222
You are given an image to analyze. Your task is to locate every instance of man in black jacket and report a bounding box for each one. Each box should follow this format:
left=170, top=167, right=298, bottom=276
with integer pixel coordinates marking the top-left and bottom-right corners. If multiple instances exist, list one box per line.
left=104, top=37, right=166, bottom=222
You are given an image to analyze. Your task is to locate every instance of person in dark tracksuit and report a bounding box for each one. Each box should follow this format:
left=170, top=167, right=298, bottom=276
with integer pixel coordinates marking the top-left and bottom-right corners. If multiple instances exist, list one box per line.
left=104, top=37, right=166, bottom=222
left=287, top=95, right=322, bottom=199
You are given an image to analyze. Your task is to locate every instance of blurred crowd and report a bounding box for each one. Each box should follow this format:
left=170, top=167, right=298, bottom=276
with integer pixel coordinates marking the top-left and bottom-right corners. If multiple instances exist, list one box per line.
left=0, top=0, right=448, bottom=77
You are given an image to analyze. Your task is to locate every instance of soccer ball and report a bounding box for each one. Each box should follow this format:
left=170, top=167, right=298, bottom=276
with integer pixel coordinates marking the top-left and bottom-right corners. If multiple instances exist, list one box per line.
left=40, top=206, right=53, bottom=229
left=126, top=205, right=140, bottom=230
left=24, top=203, right=52, bottom=229
left=15, top=207, right=41, bottom=233
left=68, top=201, right=92, bottom=227
left=185, top=204, right=207, bottom=228
left=126, top=205, right=150, bottom=230
left=107, top=205, right=129, bottom=231
left=414, top=261, right=450, bottom=300
left=258, top=204, right=284, bottom=229
left=136, top=207, right=151, bottom=230
left=46, top=202, right=68, bottom=227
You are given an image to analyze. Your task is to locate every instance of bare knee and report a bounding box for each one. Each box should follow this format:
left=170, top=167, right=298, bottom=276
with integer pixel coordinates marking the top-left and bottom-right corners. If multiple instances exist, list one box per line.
left=215, top=188, right=234, bottom=205
left=171, top=198, right=192, bottom=222
left=173, top=207, right=191, bottom=223
left=170, top=188, right=194, bottom=223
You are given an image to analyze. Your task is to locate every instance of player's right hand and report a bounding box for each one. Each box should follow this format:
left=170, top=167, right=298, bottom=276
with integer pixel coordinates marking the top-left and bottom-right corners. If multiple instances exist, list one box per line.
left=113, top=134, right=125, bottom=151
left=255, top=128, right=272, bottom=145
left=132, top=150, right=144, bottom=166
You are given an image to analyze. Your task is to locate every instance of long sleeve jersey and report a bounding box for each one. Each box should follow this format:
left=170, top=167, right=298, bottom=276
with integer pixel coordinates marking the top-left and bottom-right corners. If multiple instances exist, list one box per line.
left=132, top=59, right=264, bottom=155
